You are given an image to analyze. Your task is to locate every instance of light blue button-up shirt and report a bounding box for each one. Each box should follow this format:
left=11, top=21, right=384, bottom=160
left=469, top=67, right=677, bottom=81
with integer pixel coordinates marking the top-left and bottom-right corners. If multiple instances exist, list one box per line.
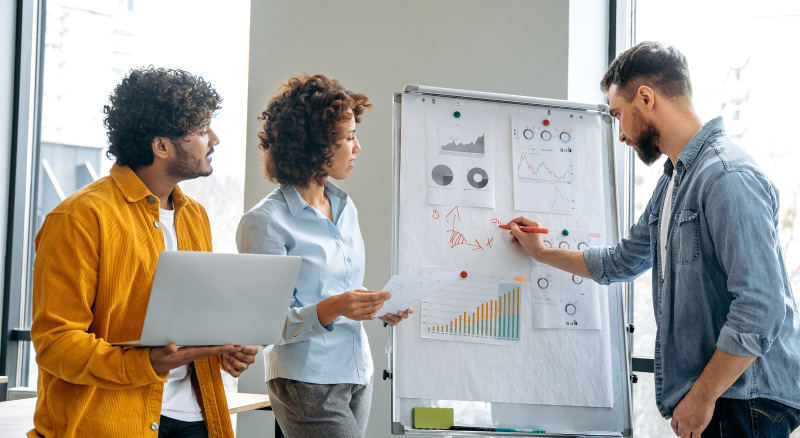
left=585, top=117, right=800, bottom=417
left=236, top=182, right=372, bottom=385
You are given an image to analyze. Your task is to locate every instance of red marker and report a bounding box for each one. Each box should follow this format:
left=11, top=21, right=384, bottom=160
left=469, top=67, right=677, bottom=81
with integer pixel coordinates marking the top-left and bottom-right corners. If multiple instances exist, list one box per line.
left=498, top=224, right=549, bottom=234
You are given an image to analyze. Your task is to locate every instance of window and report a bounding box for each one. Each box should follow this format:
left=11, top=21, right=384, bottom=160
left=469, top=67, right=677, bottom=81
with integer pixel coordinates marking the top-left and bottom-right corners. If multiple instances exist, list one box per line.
left=629, top=1, right=800, bottom=435
left=6, top=0, right=250, bottom=388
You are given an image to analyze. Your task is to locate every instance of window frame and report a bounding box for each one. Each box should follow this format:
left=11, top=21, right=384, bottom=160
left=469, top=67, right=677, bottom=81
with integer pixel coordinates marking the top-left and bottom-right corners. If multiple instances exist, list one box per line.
left=609, top=0, right=656, bottom=376
left=2, top=0, right=45, bottom=388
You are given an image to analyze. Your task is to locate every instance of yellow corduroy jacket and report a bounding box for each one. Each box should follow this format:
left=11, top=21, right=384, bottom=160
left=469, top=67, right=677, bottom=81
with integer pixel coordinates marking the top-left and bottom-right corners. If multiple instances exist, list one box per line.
left=29, top=164, right=233, bottom=438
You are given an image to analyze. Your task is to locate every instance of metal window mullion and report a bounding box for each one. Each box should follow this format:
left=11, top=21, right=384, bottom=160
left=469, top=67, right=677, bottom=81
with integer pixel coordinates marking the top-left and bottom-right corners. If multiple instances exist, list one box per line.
left=2, top=0, right=45, bottom=388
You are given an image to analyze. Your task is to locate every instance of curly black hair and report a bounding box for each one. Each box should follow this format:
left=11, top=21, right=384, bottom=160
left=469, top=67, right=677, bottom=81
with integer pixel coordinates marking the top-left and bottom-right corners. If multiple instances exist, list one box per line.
left=601, top=41, right=692, bottom=101
left=258, top=74, right=371, bottom=187
left=103, top=67, right=222, bottom=169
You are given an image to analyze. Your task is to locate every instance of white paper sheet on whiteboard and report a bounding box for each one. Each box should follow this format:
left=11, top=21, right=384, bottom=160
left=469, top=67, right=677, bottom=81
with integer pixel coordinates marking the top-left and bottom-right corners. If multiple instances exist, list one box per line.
left=531, top=230, right=603, bottom=330
left=426, top=109, right=496, bottom=208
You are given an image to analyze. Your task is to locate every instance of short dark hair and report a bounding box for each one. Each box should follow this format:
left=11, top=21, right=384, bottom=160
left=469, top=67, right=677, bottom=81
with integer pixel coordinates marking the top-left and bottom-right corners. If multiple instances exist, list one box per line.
left=103, top=67, right=222, bottom=169
left=258, top=74, right=372, bottom=187
left=600, top=41, right=692, bottom=101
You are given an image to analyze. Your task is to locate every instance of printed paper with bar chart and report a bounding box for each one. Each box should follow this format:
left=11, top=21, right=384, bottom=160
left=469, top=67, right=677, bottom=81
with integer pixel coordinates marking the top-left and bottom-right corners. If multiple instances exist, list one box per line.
left=511, top=116, right=578, bottom=214
left=420, top=272, right=527, bottom=345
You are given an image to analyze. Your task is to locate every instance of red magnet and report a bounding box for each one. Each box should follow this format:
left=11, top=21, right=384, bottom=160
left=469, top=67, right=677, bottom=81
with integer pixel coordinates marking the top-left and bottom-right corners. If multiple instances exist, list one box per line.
left=460, top=271, right=468, bottom=278
left=543, top=119, right=550, bottom=126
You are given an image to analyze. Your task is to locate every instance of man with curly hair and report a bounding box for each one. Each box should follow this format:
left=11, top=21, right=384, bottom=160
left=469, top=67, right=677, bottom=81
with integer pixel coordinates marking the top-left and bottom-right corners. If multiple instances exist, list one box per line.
left=29, top=67, right=257, bottom=438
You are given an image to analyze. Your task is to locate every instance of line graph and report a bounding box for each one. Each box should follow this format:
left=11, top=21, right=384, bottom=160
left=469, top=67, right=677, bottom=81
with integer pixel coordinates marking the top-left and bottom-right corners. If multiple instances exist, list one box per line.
left=513, top=150, right=577, bottom=214
left=441, top=134, right=485, bottom=155
left=511, top=116, right=578, bottom=214
left=517, top=153, right=574, bottom=183
left=431, top=121, right=487, bottom=157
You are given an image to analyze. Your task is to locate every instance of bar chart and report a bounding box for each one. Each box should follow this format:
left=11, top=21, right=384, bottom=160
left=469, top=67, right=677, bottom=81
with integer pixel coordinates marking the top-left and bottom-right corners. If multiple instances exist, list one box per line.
left=420, top=275, right=524, bottom=344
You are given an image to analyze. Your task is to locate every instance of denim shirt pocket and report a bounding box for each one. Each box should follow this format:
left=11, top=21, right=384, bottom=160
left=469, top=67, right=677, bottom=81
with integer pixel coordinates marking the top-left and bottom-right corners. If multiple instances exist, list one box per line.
left=672, top=209, right=700, bottom=264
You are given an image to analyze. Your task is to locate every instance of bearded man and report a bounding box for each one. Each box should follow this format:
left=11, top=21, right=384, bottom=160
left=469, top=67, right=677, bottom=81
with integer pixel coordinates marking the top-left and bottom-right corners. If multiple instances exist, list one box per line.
left=506, top=42, right=800, bottom=438
left=30, top=67, right=257, bottom=438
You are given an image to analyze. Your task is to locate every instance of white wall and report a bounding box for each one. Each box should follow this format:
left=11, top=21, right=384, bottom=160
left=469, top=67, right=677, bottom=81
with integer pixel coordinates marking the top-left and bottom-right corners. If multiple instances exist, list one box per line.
left=239, top=2, right=608, bottom=437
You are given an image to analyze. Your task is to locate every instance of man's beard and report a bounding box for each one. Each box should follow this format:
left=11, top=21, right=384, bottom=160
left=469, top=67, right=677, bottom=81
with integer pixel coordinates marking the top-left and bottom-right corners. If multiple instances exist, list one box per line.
left=633, top=117, right=662, bottom=166
left=168, top=141, right=213, bottom=180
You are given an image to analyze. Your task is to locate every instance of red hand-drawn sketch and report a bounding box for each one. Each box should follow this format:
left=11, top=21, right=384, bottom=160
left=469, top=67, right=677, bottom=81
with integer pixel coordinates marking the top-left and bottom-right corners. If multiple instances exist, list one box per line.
left=428, top=206, right=491, bottom=251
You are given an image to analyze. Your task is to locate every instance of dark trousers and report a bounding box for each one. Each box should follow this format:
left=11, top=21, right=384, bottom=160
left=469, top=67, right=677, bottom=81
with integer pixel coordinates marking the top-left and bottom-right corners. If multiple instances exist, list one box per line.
left=158, top=416, right=208, bottom=438
left=701, top=397, right=800, bottom=438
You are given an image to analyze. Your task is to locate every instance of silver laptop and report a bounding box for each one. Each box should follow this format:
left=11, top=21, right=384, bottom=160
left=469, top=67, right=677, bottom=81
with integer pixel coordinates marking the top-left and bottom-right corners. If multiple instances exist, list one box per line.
left=115, top=251, right=301, bottom=347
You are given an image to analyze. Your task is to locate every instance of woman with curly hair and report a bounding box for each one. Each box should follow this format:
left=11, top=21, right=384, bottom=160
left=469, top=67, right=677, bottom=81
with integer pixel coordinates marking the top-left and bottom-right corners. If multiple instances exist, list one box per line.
left=236, top=74, right=412, bottom=437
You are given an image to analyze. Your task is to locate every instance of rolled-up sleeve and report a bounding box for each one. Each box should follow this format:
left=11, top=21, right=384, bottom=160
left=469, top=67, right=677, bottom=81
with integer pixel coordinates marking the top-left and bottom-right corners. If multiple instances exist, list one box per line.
left=706, top=171, right=785, bottom=357
left=584, top=209, right=653, bottom=285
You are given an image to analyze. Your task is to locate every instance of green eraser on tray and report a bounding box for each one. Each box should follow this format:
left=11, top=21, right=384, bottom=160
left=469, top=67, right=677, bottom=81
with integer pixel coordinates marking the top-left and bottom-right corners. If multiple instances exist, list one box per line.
left=413, top=407, right=455, bottom=429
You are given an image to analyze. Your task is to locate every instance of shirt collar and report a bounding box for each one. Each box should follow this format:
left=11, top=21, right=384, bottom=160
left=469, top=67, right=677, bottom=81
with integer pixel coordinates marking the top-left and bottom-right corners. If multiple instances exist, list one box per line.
left=664, top=116, right=726, bottom=177
left=109, top=163, right=188, bottom=208
left=282, top=181, right=349, bottom=217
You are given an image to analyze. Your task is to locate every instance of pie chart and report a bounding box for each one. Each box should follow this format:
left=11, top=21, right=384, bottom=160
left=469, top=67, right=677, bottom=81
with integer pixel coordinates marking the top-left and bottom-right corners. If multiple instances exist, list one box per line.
left=467, top=167, right=489, bottom=189
left=431, top=164, right=454, bottom=186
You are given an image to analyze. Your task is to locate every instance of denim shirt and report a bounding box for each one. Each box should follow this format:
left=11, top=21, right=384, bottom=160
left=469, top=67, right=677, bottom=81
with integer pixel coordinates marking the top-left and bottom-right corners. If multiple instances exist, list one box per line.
left=235, top=182, right=372, bottom=385
left=584, top=117, right=800, bottom=417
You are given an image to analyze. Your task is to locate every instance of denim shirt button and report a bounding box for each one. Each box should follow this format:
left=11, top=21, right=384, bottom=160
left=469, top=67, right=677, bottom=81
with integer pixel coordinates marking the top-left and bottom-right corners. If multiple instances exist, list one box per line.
left=656, top=342, right=661, bottom=348
left=656, top=376, right=663, bottom=382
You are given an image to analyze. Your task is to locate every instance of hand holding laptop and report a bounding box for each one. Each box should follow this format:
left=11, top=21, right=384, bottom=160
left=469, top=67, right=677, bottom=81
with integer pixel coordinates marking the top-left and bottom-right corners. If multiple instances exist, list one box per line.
left=150, top=344, right=257, bottom=376
left=222, top=346, right=258, bottom=376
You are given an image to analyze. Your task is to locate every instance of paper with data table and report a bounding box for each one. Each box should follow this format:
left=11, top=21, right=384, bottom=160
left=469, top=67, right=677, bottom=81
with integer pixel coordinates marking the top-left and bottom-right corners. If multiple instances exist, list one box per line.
left=380, top=271, right=461, bottom=316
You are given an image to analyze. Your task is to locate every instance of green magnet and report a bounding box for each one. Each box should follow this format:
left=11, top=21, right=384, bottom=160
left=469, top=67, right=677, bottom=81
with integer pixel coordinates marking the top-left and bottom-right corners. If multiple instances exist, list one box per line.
left=562, top=229, right=569, bottom=236
left=453, top=111, right=461, bottom=118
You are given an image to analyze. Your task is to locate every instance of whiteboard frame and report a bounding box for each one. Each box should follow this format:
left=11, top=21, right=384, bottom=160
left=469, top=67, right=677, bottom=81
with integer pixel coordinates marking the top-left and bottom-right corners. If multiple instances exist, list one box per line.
left=389, top=85, right=633, bottom=437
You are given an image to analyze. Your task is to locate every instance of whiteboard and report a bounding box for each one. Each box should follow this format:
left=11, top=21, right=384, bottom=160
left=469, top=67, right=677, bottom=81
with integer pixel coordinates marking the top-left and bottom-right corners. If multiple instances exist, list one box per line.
left=389, top=85, right=632, bottom=436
